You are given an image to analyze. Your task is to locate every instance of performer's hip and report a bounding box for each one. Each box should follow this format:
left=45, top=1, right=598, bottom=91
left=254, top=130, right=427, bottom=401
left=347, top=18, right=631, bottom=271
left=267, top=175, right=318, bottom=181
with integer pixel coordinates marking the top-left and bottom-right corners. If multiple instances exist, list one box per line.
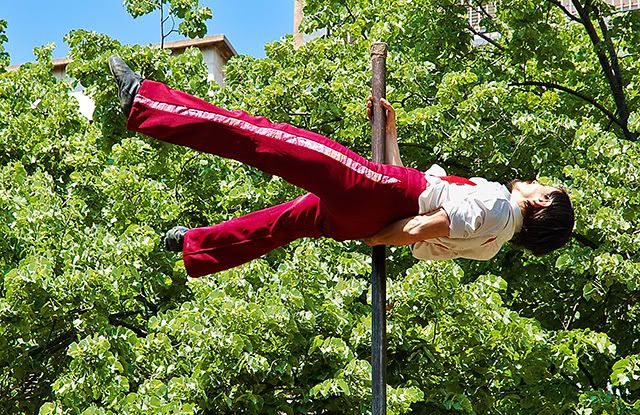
left=317, top=165, right=427, bottom=240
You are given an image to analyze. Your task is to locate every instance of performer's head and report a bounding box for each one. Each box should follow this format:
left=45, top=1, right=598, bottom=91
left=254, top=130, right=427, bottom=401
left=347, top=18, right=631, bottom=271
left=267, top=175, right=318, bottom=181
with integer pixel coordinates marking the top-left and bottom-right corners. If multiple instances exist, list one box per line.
left=508, top=180, right=574, bottom=256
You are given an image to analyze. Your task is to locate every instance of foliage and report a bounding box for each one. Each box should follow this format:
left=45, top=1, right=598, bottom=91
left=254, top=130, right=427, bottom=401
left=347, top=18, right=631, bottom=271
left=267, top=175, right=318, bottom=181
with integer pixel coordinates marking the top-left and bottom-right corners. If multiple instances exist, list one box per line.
left=0, top=20, right=9, bottom=71
left=2, top=0, right=640, bottom=413
left=123, top=0, right=212, bottom=46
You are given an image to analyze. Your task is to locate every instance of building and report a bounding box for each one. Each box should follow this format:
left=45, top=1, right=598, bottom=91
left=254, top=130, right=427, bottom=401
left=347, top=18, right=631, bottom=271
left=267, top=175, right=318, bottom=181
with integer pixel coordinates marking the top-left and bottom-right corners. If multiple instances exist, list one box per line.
left=468, top=0, right=640, bottom=32
left=293, top=0, right=327, bottom=47
left=154, top=34, right=237, bottom=85
left=293, top=0, right=640, bottom=47
left=8, top=34, right=237, bottom=119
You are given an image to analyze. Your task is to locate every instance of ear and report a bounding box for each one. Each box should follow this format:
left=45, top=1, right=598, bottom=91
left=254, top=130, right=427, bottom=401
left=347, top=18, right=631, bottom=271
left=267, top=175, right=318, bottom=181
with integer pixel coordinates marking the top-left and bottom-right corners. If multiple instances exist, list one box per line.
left=531, top=197, right=552, bottom=208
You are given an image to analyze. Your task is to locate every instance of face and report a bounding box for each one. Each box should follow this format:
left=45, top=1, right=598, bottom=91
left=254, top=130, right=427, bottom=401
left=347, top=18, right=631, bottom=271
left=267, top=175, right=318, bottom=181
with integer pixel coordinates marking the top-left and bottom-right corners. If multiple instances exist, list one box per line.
left=509, top=180, right=558, bottom=207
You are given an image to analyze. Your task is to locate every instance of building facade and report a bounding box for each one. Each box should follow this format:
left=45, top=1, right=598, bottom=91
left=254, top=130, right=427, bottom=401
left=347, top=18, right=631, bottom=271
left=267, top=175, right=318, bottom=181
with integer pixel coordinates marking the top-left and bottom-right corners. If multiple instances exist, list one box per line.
left=293, top=0, right=327, bottom=47
left=468, top=0, right=640, bottom=31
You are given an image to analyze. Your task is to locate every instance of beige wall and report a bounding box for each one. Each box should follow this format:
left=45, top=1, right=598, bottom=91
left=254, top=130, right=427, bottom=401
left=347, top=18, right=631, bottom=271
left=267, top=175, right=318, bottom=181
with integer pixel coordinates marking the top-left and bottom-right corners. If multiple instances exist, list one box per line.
left=201, top=46, right=226, bottom=85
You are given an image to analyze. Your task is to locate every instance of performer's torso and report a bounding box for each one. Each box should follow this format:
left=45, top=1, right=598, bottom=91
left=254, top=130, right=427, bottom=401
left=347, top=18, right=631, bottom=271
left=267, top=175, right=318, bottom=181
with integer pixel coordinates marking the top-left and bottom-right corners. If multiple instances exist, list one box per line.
left=412, top=165, right=522, bottom=261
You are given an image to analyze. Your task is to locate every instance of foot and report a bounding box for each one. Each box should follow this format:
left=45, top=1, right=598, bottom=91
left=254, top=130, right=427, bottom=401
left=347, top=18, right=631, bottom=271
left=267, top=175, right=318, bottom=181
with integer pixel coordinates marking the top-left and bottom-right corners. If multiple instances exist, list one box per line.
left=163, top=226, right=189, bottom=252
left=108, top=55, right=143, bottom=116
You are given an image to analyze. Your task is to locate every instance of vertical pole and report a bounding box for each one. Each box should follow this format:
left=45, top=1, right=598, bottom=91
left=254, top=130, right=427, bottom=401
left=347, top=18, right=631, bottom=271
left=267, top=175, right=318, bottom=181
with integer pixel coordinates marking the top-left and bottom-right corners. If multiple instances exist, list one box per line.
left=370, top=41, right=388, bottom=415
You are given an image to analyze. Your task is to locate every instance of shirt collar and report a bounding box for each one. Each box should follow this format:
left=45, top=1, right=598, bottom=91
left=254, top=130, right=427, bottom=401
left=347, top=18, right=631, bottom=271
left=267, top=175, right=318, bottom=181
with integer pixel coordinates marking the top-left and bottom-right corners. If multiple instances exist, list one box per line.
left=509, top=194, right=523, bottom=233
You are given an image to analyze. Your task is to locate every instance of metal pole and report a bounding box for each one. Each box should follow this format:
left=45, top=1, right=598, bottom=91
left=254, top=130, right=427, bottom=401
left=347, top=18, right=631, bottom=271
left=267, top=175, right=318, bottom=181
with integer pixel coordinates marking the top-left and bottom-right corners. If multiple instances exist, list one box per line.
left=370, top=41, right=388, bottom=415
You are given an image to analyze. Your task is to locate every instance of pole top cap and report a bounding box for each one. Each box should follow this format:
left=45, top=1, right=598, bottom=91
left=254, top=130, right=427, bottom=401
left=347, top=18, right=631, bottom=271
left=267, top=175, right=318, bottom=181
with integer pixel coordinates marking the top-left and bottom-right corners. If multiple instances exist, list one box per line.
left=370, top=42, right=388, bottom=58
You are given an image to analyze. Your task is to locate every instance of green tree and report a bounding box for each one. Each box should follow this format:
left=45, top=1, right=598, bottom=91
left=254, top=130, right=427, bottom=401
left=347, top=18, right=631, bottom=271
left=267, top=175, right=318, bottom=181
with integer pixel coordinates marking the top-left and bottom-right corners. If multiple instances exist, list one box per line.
left=123, top=0, right=212, bottom=47
left=0, top=20, right=9, bottom=71
left=3, top=0, right=640, bottom=413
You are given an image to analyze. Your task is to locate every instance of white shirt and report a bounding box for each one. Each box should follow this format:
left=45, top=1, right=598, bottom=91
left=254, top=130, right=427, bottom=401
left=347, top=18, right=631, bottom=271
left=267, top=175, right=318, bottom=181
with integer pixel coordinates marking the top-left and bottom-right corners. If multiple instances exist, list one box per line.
left=411, top=165, right=523, bottom=261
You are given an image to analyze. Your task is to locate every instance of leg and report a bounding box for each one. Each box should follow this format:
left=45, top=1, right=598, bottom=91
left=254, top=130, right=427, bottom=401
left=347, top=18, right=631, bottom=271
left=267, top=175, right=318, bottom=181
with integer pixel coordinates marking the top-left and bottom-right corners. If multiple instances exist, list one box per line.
left=182, top=164, right=427, bottom=277
left=128, top=80, right=401, bottom=205
left=183, top=194, right=323, bottom=277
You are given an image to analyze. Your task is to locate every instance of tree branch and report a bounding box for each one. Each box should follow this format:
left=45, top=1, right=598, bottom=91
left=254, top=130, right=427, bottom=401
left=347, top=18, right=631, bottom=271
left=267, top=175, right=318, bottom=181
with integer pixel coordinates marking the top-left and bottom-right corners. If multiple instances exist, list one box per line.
left=109, top=316, right=147, bottom=337
left=468, top=0, right=494, bottom=22
left=135, top=293, right=159, bottom=314
left=162, top=16, right=178, bottom=44
left=594, top=7, right=631, bottom=126
left=315, top=117, right=343, bottom=128
left=559, top=372, right=582, bottom=390
left=546, top=0, right=582, bottom=23
left=27, top=329, right=76, bottom=359
left=160, top=0, right=165, bottom=48
left=564, top=297, right=584, bottom=330
left=466, top=24, right=505, bottom=51
left=571, top=0, right=635, bottom=140
left=578, top=360, right=597, bottom=389
left=594, top=6, right=623, bottom=88
left=110, top=309, right=145, bottom=320
left=169, top=16, right=176, bottom=38
left=510, top=81, right=625, bottom=131
left=573, top=232, right=599, bottom=249
left=343, top=0, right=357, bottom=23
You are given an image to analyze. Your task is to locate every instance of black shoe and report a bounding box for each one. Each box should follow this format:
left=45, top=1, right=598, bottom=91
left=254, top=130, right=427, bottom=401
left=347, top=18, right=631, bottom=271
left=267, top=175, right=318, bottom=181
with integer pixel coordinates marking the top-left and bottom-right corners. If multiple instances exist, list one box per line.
left=164, top=226, right=189, bottom=252
left=108, top=55, right=143, bottom=116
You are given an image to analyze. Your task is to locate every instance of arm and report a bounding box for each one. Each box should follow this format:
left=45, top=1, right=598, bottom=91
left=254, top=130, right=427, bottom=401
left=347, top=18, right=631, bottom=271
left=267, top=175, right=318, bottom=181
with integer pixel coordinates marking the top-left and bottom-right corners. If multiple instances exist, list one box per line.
left=367, top=96, right=402, bottom=166
left=363, top=209, right=450, bottom=246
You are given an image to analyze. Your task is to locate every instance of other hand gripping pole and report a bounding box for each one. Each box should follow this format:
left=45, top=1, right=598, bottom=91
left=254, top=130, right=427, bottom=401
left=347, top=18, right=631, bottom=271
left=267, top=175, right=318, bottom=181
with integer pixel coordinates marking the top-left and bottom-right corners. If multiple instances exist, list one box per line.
left=370, top=41, right=388, bottom=415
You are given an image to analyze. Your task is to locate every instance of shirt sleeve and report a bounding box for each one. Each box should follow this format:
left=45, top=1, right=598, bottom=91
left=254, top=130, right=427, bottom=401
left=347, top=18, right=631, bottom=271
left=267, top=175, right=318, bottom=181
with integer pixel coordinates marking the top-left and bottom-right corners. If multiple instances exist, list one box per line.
left=411, top=241, right=458, bottom=260
left=424, top=164, right=447, bottom=177
left=441, top=197, right=510, bottom=239
left=465, top=239, right=502, bottom=260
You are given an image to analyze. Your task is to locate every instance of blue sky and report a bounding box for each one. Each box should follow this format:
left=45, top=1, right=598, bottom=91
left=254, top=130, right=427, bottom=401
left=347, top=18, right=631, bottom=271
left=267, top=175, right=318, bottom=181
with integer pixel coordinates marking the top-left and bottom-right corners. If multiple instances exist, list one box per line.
left=3, top=1, right=293, bottom=65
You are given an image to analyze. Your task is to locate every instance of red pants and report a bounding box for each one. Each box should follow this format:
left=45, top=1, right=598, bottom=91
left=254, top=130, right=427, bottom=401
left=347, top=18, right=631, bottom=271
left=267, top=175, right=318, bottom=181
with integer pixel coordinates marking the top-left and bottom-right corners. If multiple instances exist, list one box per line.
left=128, top=80, right=427, bottom=277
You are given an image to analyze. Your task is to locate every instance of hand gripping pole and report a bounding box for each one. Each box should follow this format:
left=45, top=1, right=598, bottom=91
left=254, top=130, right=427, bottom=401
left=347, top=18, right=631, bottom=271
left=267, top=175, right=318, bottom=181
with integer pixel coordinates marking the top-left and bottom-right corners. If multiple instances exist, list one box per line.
left=370, top=41, right=388, bottom=415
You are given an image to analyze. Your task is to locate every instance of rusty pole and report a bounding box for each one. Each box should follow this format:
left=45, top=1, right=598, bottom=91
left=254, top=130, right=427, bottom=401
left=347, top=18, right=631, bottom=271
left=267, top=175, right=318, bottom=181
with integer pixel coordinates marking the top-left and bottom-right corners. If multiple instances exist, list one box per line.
left=370, top=41, right=388, bottom=415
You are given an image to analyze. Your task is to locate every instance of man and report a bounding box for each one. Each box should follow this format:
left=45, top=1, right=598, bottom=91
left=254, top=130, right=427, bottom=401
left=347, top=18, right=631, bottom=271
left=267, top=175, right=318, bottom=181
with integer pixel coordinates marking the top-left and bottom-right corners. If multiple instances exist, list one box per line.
left=109, top=56, right=574, bottom=278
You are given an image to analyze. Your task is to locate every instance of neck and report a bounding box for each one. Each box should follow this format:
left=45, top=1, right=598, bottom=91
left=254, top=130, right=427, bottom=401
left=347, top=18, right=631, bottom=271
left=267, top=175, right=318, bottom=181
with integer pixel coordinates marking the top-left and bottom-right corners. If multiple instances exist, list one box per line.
left=510, top=190, right=528, bottom=212
left=508, top=193, right=525, bottom=234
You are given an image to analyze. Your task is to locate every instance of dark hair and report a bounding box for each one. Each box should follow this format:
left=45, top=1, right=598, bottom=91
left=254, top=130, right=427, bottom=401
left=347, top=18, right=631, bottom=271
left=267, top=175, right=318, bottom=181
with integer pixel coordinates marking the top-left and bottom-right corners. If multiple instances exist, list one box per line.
left=511, top=188, right=574, bottom=256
